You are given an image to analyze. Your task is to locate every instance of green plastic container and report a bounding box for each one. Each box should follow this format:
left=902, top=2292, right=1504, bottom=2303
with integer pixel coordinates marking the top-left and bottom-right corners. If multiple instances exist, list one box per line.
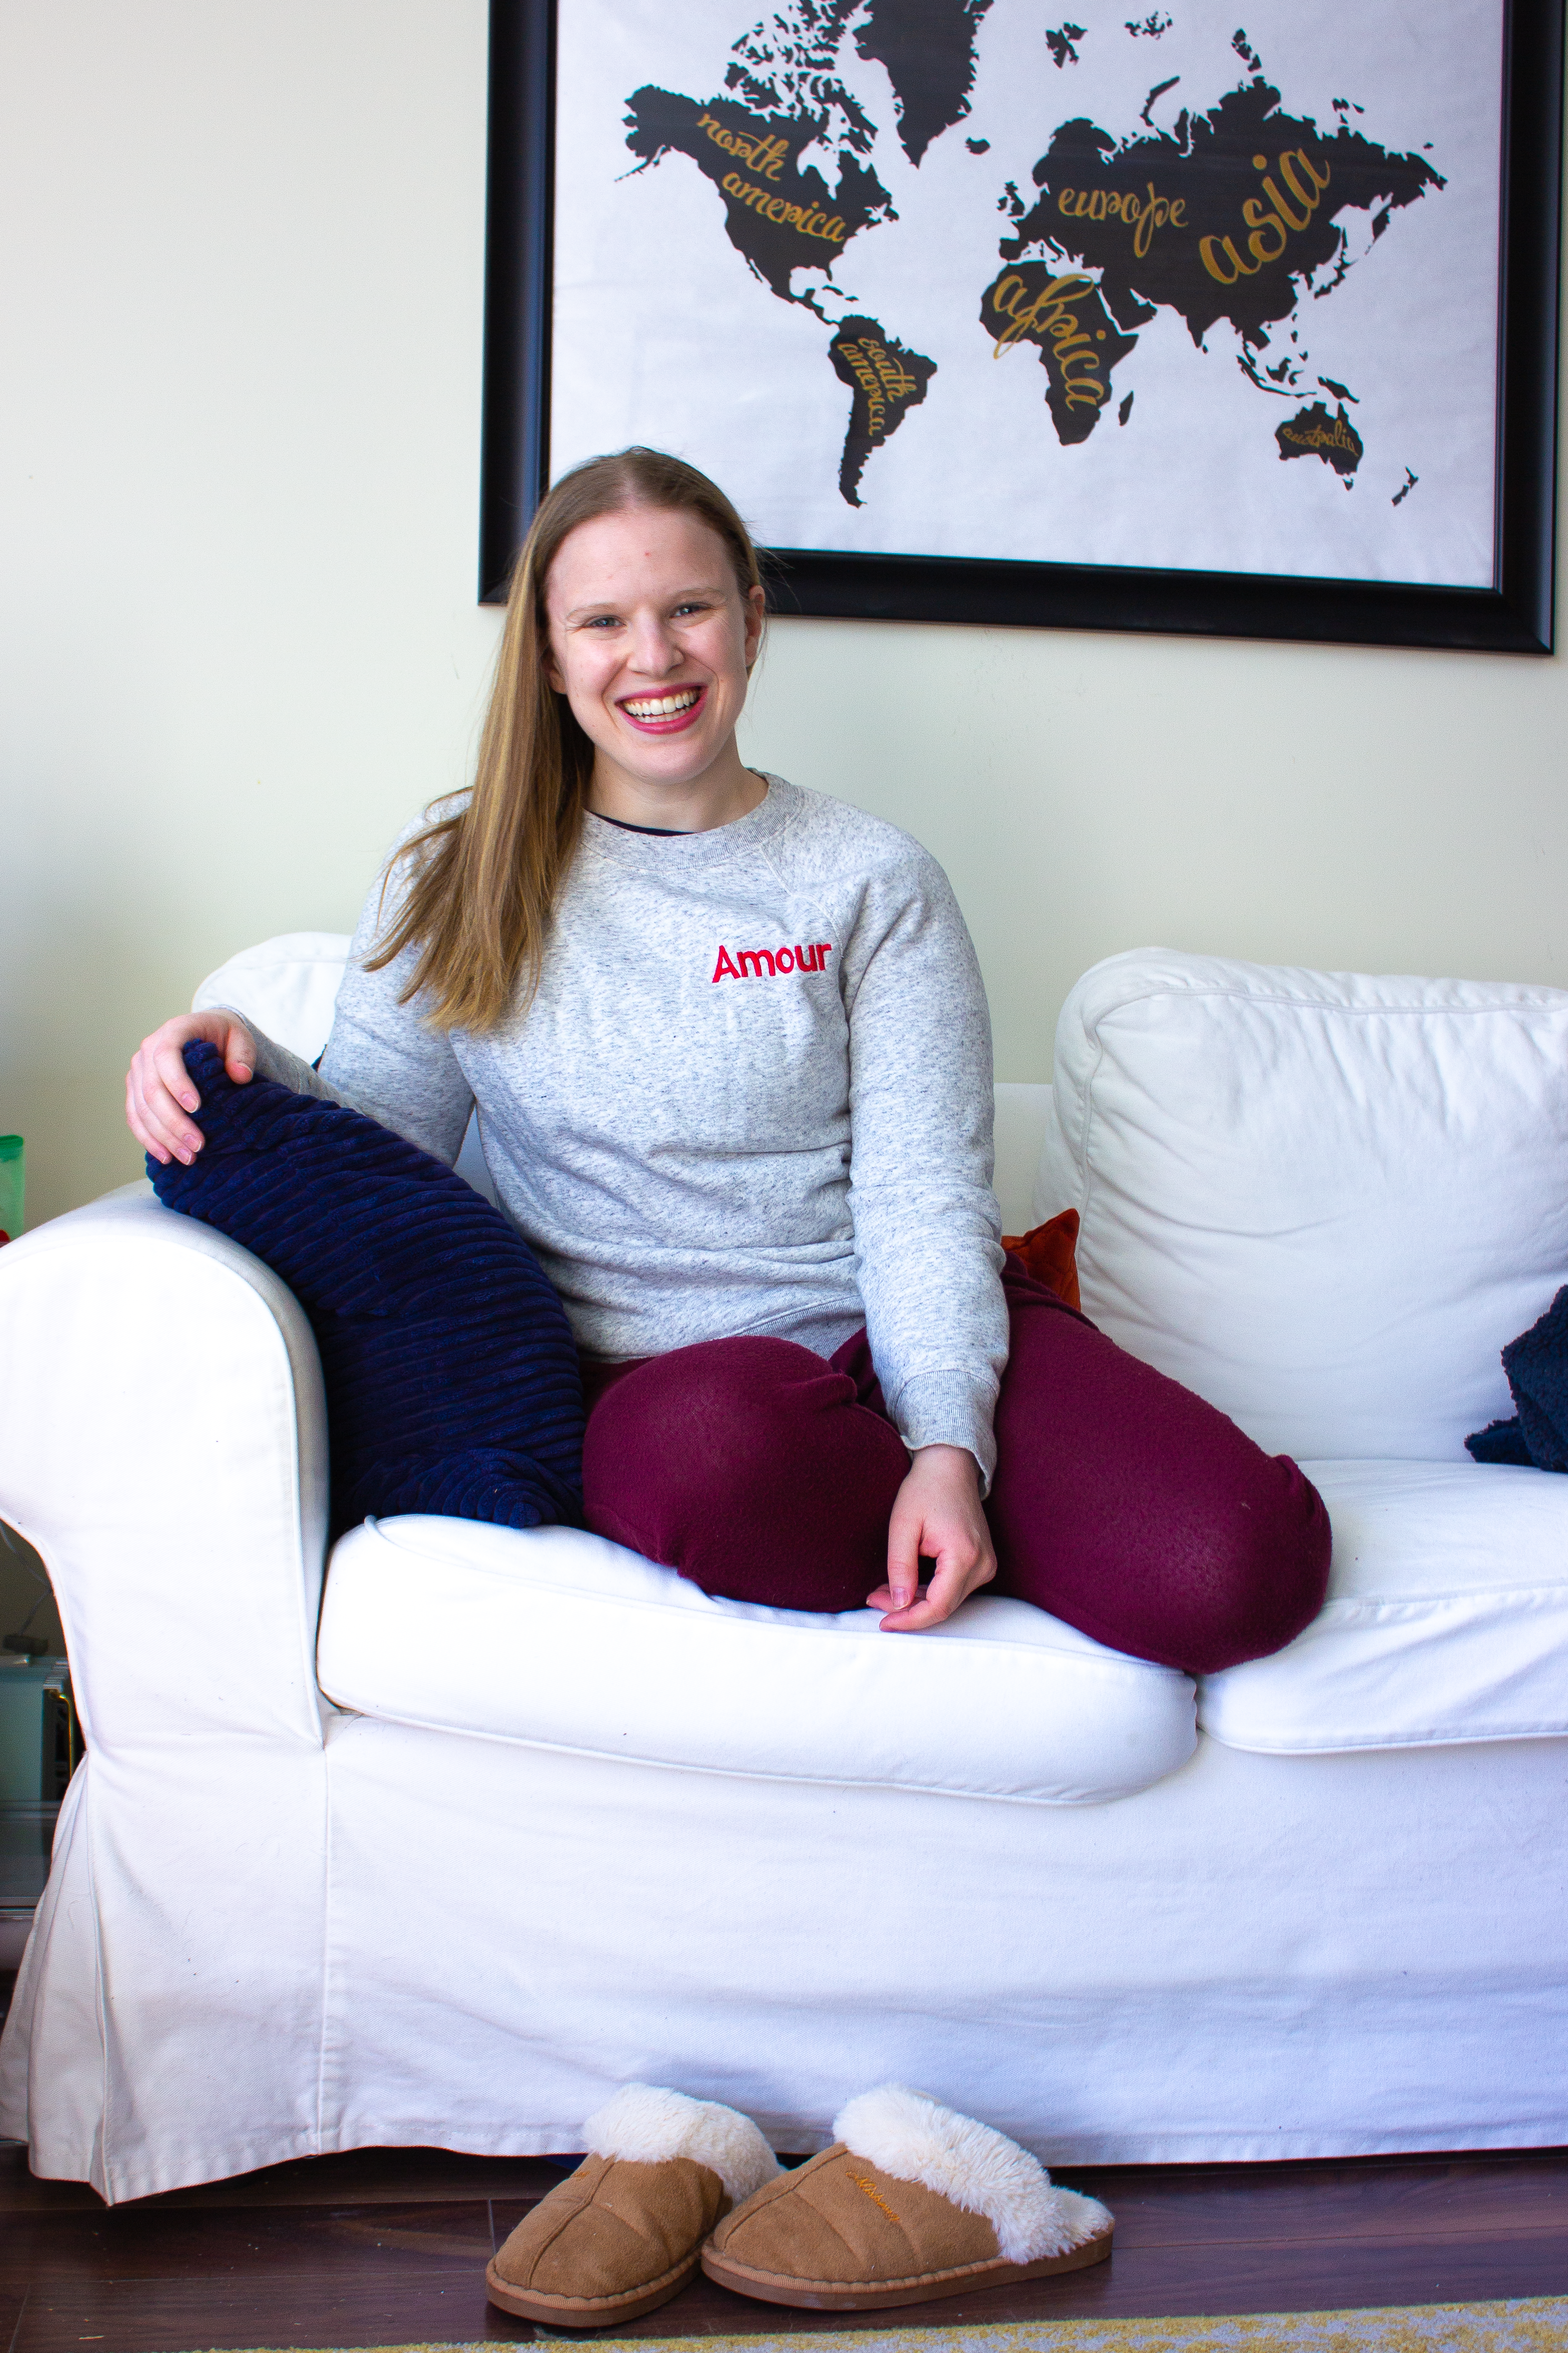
left=0, top=1136, right=21, bottom=1245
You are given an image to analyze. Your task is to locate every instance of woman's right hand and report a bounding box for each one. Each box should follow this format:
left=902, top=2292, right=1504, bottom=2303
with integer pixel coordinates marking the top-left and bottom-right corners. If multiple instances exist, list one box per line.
left=126, top=1011, right=258, bottom=1165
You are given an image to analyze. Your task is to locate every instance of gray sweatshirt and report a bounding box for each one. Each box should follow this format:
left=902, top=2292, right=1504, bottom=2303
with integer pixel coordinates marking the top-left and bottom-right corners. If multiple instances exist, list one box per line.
left=246, top=776, right=1008, bottom=1479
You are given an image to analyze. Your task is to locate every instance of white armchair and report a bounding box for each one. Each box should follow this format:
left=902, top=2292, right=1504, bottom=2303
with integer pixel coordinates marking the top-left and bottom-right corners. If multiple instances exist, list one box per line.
left=2, top=944, right=1564, bottom=2202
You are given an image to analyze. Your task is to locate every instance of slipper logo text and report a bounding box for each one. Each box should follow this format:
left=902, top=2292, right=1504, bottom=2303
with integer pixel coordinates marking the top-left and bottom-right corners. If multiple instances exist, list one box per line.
left=846, top=2171, right=901, bottom=2223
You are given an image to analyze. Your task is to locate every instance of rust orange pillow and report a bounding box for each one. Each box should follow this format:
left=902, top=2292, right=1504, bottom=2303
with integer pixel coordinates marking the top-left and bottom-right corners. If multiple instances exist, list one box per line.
left=1001, top=1208, right=1080, bottom=1311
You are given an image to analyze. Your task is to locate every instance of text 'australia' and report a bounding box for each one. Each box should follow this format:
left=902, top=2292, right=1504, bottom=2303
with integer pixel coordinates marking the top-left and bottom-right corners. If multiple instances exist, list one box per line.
left=712, top=943, right=834, bottom=983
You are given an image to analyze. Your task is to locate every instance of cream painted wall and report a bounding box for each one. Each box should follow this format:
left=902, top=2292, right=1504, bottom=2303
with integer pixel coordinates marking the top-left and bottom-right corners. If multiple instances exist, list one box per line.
left=2, top=1, right=1564, bottom=1229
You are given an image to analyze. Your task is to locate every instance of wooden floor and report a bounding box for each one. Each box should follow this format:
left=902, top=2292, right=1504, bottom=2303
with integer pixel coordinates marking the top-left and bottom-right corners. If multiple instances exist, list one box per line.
left=2, top=2136, right=1564, bottom=2352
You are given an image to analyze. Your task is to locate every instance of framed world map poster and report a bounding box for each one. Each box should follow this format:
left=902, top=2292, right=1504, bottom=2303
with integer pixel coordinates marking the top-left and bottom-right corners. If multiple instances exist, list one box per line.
left=479, top=0, right=1562, bottom=650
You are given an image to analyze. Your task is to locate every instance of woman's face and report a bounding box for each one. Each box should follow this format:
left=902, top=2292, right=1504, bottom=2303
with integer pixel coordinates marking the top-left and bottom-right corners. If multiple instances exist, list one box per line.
left=542, top=505, right=764, bottom=796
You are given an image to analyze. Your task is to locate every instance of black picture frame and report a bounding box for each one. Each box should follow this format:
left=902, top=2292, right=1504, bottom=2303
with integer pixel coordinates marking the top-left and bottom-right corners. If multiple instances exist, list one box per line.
left=480, top=0, right=1563, bottom=653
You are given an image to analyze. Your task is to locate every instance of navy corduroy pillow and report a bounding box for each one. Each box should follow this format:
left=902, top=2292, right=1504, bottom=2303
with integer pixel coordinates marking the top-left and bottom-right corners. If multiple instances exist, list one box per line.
left=149, top=1043, right=584, bottom=1537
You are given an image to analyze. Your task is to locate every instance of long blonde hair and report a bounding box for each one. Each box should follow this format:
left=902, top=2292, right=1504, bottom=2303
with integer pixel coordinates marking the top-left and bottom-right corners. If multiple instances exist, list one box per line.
left=366, top=448, right=765, bottom=1032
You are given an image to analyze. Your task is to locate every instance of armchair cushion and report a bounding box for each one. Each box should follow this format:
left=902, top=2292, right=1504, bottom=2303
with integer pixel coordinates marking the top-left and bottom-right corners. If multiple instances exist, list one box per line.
left=1200, top=1458, right=1568, bottom=1752
left=149, top=1044, right=584, bottom=1537
left=316, top=1514, right=1198, bottom=1805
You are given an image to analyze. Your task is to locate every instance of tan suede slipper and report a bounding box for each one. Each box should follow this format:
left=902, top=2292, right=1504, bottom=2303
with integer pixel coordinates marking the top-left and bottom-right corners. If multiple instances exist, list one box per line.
left=485, top=2083, right=781, bottom=2326
left=702, top=2083, right=1113, bottom=2312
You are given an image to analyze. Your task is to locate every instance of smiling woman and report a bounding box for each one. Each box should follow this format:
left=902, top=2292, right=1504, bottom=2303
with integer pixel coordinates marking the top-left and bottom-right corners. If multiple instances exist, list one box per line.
left=121, top=443, right=1333, bottom=2318
left=125, top=445, right=1328, bottom=1670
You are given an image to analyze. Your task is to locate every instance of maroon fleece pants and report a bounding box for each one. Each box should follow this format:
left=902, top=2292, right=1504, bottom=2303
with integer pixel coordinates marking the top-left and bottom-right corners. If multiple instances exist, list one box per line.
left=581, top=1257, right=1331, bottom=1674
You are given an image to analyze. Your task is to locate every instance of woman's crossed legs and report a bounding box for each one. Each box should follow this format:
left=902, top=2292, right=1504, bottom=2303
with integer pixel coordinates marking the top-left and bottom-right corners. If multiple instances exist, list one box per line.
left=581, top=1258, right=1331, bottom=1673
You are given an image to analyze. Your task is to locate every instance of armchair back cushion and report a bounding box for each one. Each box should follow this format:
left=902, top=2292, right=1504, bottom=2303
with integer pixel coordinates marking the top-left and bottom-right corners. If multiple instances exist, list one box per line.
left=193, top=932, right=349, bottom=1060
left=1038, top=951, right=1568, bottom=1463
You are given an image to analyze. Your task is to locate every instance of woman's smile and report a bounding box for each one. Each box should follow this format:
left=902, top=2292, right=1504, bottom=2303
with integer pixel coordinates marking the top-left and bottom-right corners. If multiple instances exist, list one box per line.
left=618, top=683, right=708, bottom=732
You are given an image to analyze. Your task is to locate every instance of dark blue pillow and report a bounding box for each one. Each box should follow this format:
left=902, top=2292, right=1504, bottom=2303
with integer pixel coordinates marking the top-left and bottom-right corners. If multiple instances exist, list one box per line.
left=150, top=1044, right=583, bottom=1537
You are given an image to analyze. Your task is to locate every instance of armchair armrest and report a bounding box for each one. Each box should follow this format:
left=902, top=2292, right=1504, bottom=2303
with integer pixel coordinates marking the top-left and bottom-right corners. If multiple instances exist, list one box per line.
left=0, top=1187, right=329, bottom=1758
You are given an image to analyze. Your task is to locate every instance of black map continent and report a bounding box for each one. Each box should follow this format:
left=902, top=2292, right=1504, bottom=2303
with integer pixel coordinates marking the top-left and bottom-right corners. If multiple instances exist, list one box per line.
left=978, top=263, right=1137, bottom=440
left=1277, top=401, right=1364, bottom=480
left=853, top=0, right=997, bottom=164
left=829, top=316, right=938, bottom=501
left=1002, top=75, right=1443, bottom=351
left=624, top=88, right=892, bottom=304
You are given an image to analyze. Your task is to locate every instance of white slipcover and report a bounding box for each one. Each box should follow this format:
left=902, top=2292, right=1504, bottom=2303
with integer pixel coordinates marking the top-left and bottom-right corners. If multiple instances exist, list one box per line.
left=2, top=941, right=1565, bottom=2200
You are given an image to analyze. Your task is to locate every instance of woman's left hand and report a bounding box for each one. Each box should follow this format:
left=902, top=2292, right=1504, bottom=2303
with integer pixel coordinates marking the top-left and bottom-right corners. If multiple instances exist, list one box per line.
left=867, top=1444, right=997, bottom=1632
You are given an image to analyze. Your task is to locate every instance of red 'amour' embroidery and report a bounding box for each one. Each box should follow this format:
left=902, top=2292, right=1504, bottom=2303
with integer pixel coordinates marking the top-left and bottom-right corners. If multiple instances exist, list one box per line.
left=712, top=942, right=833, bottom=983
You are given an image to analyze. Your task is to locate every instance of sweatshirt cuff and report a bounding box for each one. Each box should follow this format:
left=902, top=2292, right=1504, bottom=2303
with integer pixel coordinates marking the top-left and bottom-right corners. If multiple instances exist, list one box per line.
left=889, top=1367, right=999, bottom=1495
left=215, top=1010, right=342, bottom=1106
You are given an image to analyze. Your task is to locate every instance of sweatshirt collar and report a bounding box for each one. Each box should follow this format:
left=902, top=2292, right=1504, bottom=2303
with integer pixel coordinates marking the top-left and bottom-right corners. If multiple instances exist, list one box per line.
left=580, top=774, right=791, bottom=869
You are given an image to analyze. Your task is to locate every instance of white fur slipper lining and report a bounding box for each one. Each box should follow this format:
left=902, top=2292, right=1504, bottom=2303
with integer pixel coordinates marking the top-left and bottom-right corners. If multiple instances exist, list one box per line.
left=833, top=2084, right=1112, bottom=2264
left=583, top=2083, right=782, bottom=2208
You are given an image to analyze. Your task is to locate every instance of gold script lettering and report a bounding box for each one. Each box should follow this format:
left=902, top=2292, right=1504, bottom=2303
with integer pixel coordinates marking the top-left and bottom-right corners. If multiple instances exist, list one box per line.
left=720, top=171, right=846, bottom=242
left=1281, top=414, right=1358, bottom=452
left=1279, top=150, right=1331, bottom=209
left=1241, top=197, right=1288, bottom=263
left=697, top=112, right=788, bottom=179
left=1261, top=172, right=1309, bottom=233
left=1050, top=181, right=1181, bottom=257
left=1207, top=149, right=1332, bottom=279
left=836, top=336, right=919, bottom=441
left=1200, top=234, right=1260, bottom=283
left=988, top=273, right=1110, bottom=408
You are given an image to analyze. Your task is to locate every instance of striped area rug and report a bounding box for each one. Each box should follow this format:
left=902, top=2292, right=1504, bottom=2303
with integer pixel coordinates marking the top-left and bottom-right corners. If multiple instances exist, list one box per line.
left=186, top=2300, right=1568, bottom=2353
